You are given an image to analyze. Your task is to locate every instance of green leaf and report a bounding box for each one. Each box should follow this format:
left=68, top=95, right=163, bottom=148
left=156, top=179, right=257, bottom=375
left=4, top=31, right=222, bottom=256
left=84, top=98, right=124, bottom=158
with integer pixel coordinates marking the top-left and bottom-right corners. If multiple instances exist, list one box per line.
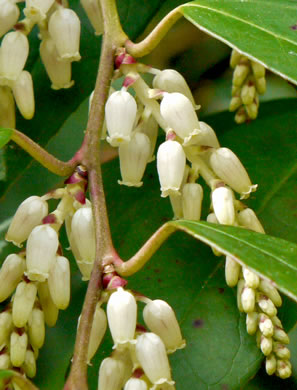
left=0, top=369, right=39, bottom=390
left=181, top=0, right=297, bottom=84
left=0, top=128, right=12, bottom=149
left=171, top=220, right=297, bottom=301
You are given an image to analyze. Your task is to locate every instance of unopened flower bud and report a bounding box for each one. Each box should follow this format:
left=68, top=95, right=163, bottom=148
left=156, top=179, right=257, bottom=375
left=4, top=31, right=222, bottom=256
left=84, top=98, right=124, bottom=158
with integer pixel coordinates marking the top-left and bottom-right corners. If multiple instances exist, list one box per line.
left=276, top=359, right=292, bottom=379
left=225, top=256, right=241, bottom=287
left=237, top=279, right=245, bottom=312
left=118, top=133, right=151, bottom=187
left=255, top=77, right=266, bottom=94
left=273, top=342, right=291, bottom=360
left=81, top=0, right=103, bottom=35
left=241, top=286, right=255, bottom=313
left=0, top=0, right=20, bottom=38
left=241, top=82, right=256, bottom=105
left=143, top=299, right=185, bottom=353
left=251, top=61, right=265, bottom=79
left=135, top=332, right=174, bottom=387
left=107, top=288, right=137, bottom=348
left=209, top=148, right=256, bottom=198
left=105, top=90, right=137, bottom=146
left=87, top=305, right=107, bottom=363
left=0, top=31, right=29, bottom=82
left=37, top=281, right=59, bottom=327
left=0, top=86, right=15, bottom=128
left=243, top=268, right=259, bottom=289
left=26, top=225, right=59, bottom=282
left=153, top=69, right=195, bottom=106
left=273, top=326, right=289, bottom=344
left=259, top=314, right=274, bottom=337
left=22, top=349, right=36, bottom=378
left=182, top=183, right=203, bottom=221
left=0, top=311, right=13, bottom=345
left=233, top=64, right=250, bottom=87
left=28, top=307, right=45, bottom=349
left=48, top=256, right=70, bottom=310
left=235, top=106, right=247, bottom=124
left=230, top=50, right=242, bottom=68
left=212, top=186, right=235, bottom=225
left=257, top=294, right=277, bottom=317
left=237, top=208, right=265, bottom=233
left=271, top=316, right=283, bottom=328
left=10, top=331, right=28, bottom=367
left=24, top=0, right=55, bottom=22
left=0, top=352, right=10, bottom=369
left=12, top=281, right=37, bottom=327
left=71, top=207, right=95, bottom=265
left=265, top=354, right=276, bottom=375
left=0, top=254, right=25, bottom=302
left=157, top=140, right=186, bottom=197
left=124, top=378, right=147, bottom=390
left=40, top=37, right=74, bottom=90
left=12, top=70, right=35, bottom=119
left=246, top=312, right=258, bottom=335
left=246, top=102, right=258, bottom=119
left=6, top=195, right=48, bottom=247
left=229, top=96, right=242, bottom=112
left=260, top=336, right=273, bottom=356
left=160, top=92, right=200, bottom=145
left=98, top=357, right=127, bottom=390
left=258, top=280, right=282, bottom=307
left=48, top=8, right=81, bottom=61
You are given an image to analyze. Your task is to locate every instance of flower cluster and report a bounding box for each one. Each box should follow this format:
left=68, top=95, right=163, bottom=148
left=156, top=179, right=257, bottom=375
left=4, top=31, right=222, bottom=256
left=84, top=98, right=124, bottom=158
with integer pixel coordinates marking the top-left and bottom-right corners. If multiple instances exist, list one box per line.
left=229, top=49, right=266, bottom=123
left=93, top=287, right=185, bottom=390
left=0, top=166, right=98, bottom=382
left=0, top=0, right=83, bottom=128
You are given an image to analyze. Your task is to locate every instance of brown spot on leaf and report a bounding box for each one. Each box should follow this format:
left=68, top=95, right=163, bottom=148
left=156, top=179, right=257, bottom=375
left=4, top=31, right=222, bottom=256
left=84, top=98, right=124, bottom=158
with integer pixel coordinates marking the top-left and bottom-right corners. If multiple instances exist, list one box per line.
left=290, top=24, right=297, bottom=30
left=218, top=287, right=225, bottom=294
left=193, top=318, right=204, bottom=328
left=221, top=385, right=229, bottom=390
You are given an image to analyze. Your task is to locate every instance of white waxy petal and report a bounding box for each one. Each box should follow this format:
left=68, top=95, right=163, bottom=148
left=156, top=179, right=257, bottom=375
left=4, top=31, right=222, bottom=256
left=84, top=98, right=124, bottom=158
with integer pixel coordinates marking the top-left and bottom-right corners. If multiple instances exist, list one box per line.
left=87, top=305, right=107, bottom=362
left=243, top=267, right=259, bottom=289
left=0, top=254, right=25, bottom=302
left=12, top=70, right=35, bottom=119
left=0, top=31, right=29, bottom=82
left=28, top=307, right=45, bottom=349
left=212, top=187, right=235, bottom=225
left=0, top=0, right=20, bottom=38
left=98, top=357, right=127, bottom=390
left=124, top=378, right=148, bottom=390
left=38, top=281, right=59, bottom=327
left=107, top=287, right=137, bottom=348
left=160, top=92, right=200, bottom=144
left=10, top=331, right=28, bottom=367
left=24, top=0, right=54, bottom=22
left=153, top=69, right=195, bottom=106
left=12, top=281, right=37, bottom=327
left=225, top=256, right=241, bottom=287
left=143, top=299, right=185, bottom=353
left=237, top=208, right=265, bottom=233
left=246, top=312, right=258, bottom=335
left=6, top=195, right=48, bottom=246
left=182, top=183, right=203, bottom=221
left=241, top=287, right=255, bottom=313
left=157, top=140, right=186, bottom=198
left=0, top=311, right=13, bottom=346
left=81, top=0, right=103, bottom=35
left=258, top=280, right=282, bottom=307
left=26, top=225, right=59, bottom=282
left=0, top=85, right=15, bottom=128
left=118, top=133, right=151, bottom=187
left=135, top=333, right=174, bottom=387
left=105, top=90, right=137, bottom=146
left=209, top=148, right=256, bottom=198
left=40, top=37, right=74, bottom=90
left=48, top=256, right=70, bottom=310
left=71, top=207, right=95, bottom=264
left=192, top=121, right=220, bottom=148
left=138, top=114, right=158, bottom=162
left=48, top=8, right=81, bottom=61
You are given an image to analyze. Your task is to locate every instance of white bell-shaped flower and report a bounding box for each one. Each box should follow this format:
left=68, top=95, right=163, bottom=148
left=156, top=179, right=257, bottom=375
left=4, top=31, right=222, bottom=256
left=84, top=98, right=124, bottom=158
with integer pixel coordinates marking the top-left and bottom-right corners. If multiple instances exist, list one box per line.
left=209, top=148, right=257, bottom=198
left=26, top=225, right=59, bottom=282
left=6, top=195, right=48, bottom=247
left=12, top=70, right=35, bottom=119
left=195, top=121, right=220, bottom=148
left=157, top=140, right=186, bottom=197
left=0, top=86, right=15, bottom=128
left=237, top=208, right=265, bottom=233
left=48, top=256, right=70, bottom=310
left=37, top=281, right=59, bottom=327
left=81, top=0, right=103, bottom=35
left=28, top=307, right=45, bottom=349
left=87, top=305, right=107, bottom=363
left=10, top=331, right=28, bottom=367
left=98, top=357, right=127, bottom=390
left=107, top=287, right=137, bottom=349
left=124, top=378, right=148, bottom=390
left=0, top=254, right=25, bottom=302
left=105, top=90, right=137, bottom=146
left=211, top=186, right=235, bottom=225
left=48, top=8, right=81, bottom=61
left=135, top=332, right=174, bottom=388
left=160, top=92, right=200, bottom=145
left=0, top=0, right=20, bottom=38
left=24, top=0, right=55, bottom=22
left=12, top=281, right=37, bottom=327
left=0, top=31, right=29, bottom=82
left=182, top=183, right=203, bottom=220
left=118, top=132, right=151, bottom=187
left=143, top=299, right=185, bottom=353
left=40, top=37, right=74, bottom=90
left=153, top=69, right=195, bottom=106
